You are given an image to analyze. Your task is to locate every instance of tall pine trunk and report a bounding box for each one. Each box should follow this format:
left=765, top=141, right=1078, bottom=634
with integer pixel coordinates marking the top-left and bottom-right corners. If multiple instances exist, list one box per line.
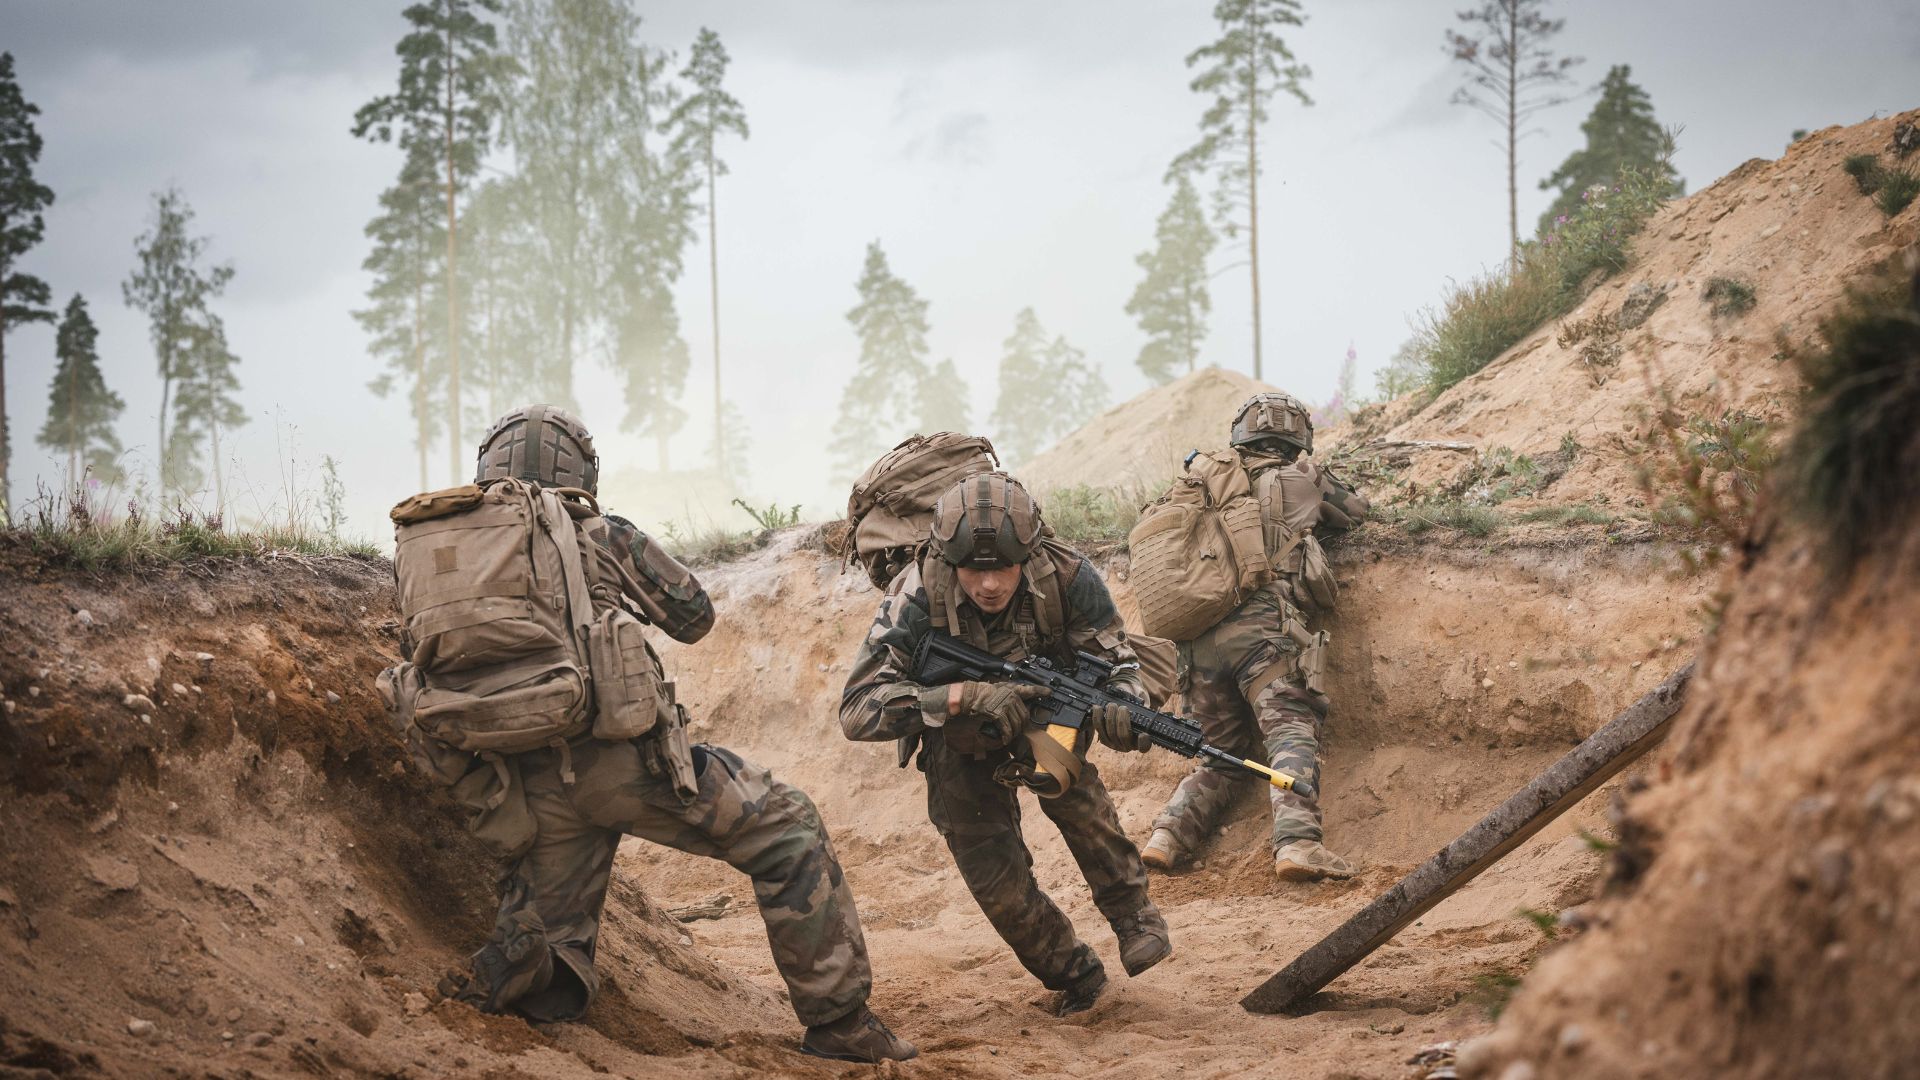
left=1505, top=9, right=1519, bottom=264
left=1245, top=15, right=1264, bottom=382
left=0, top=319, right=10, bottom=521
left=708, top=140, right=721, bottom=480
left=412, top=267, right=427, bottom=493
left=208, top=363, right=223, bottom=516
left=444, top=20, right=463, bottom=488
left=67, top=340, right=78, bottom=490
left=158, top=340, right=172, bottom=499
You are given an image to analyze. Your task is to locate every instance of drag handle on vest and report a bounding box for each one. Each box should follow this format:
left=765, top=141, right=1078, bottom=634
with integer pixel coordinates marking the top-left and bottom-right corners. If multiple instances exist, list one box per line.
left=910, top=631, right=1313, bottom=799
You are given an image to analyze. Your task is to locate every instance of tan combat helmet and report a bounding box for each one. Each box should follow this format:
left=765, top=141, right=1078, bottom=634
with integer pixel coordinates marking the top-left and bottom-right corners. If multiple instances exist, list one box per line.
left=930, top=472, right=1045, bottom=569
left=475, top=405, right=601, bottom=495
left=1230, top=392, right=1314, bottom=455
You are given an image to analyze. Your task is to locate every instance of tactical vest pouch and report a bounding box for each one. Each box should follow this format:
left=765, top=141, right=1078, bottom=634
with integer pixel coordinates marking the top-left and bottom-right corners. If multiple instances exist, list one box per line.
left=1282, top=612, right=1329, bottom=696
left=1297, top=533, right=1339, bottom=611
left=647, top=703, right=700, bottom=802
left=1129, top=451, right=1273, bottom=642
left=390, top=484, right=484, bottom=526
left=586, top=607, right=661, bottom=741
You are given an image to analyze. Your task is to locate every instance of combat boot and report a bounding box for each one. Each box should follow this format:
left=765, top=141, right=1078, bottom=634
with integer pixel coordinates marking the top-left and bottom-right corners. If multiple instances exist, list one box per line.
left=1054, top=965, right=1109, bottom=1016
left=465, top=909, right=555, bottom=1013
left=1111, top=905, right=1172, bottom=976
left=1140, top=828, right=1184, bottom=873
left=801, top=1006, right=918, bottom=1062
left=1275, top=839, right=1356, bottom=882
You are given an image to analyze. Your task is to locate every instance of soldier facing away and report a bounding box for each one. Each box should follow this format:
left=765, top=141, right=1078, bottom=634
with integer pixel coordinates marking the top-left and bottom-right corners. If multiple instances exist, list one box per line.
left=839, top=472, right=1172, bottom=1015
left=1140, top=393, right=1371, bottom=881
left=380, top=406, right=914, bottom=1063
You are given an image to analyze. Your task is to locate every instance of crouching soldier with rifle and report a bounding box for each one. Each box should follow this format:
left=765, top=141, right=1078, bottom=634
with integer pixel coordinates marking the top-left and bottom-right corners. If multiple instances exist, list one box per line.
left=379, top=406, right=913, bottom=1063
left=839, top=473, right=1172, bottom=1016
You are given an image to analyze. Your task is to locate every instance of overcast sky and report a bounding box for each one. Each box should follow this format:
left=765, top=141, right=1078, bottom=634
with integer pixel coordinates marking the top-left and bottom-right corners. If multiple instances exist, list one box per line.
left=3, top=0, right=1917, bottom=539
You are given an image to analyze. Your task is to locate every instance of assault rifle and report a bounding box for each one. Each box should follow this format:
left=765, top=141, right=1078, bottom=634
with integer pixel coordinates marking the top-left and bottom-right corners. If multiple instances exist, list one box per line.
left=911, top=629, right=1314, bottom=799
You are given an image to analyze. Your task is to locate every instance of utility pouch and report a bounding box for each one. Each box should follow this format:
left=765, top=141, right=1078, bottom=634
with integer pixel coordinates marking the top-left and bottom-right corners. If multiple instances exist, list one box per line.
left=1282, top=613, right=1330, bottom=696
left=376, top=662, right=423, bottom=732
left=587, top=607, right=660, bottom=741
left=649, top=704, right=700, bottom=802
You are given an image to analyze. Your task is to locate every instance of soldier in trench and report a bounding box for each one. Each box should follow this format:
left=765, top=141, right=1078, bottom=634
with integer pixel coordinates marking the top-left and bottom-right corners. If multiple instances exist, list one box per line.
left=1140, top=393, right=1371, bottom=882
left=384, top=406, right=915, bottom=1063
left=838, top=472, right=1172, bottom=1016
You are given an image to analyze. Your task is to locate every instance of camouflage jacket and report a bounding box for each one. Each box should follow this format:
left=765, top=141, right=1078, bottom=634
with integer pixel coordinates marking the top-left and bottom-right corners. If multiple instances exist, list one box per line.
left=839, top=548, right=1145, bottom=749
left=595, top=513, right=715, bottom=644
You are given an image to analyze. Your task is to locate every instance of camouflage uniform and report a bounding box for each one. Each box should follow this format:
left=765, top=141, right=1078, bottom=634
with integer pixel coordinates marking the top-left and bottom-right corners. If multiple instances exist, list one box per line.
left=1150, top=454, right=1369, bottom=857
left=412, top=515, right=871, bottom=1026
left=839, top=548, right=1156, bottom=992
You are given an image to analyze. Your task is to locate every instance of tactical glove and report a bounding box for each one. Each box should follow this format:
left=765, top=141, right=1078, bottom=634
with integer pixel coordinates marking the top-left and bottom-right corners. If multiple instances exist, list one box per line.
left=1092, top=701, right=1140, bottom=752
left=921, top=682, right=1045, bottom=754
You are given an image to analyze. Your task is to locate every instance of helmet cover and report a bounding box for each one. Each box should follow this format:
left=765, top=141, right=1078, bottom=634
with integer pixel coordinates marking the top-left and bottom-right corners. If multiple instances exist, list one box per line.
left=1230, top=392, right=1314, bottom=454
left=475, top=404, right=601, bottom=495
left=930, top=472, right=1045, bottom=569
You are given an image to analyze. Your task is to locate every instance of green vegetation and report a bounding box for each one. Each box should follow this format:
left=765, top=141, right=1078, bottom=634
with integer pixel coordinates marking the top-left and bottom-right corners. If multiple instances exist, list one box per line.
left=1556, top=309, right=1624, bottom=385
left=0, top=51, right=57, bottom=523
left=658, top=517, right=771, bottom=567
left=1784, top=263, right=1920, bottom=579
left=1469, top=971, right=1525, bottom=1019
left=1416, top=155, right=1677, bottom=393
left=989, top=308, right=1109, bottom=466
left=1842, top=153, right=1920, bottom=216
left=1127, top=173, right=1215, bottom=384
left=10, top=490, right=378, bottom=568
left=1536, top=65, right=1683, bottom=235
left=1703, top=275, right=1757, bottom=317
left=1515, top=906, right=1560, bottom=940
left=1394, top=500, right=1504, bottom=538
left=1039, top=483, right=1155, bottom=551
left=731, top=497, right=801, bottom=530
left=1633, top=395, right=1777, bottom=575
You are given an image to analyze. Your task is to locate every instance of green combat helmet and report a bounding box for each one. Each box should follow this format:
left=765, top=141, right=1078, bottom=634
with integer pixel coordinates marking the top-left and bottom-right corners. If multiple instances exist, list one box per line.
left=1230, top=392, right=1314, bottom=456
left=930, top=472, right=1045, bottom=568
left=475, top=405, right=601, bottom=495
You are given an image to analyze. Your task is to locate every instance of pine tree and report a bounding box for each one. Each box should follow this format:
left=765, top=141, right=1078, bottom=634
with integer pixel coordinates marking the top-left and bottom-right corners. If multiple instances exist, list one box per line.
left=1127, top=174, right=1215, bottom=384
left=1170, top=0, right=1310, bottom=382
left=462, top=176, right=541, bottom=426
left=918, top=358, right=972, bottom=433
left=668, top=27, right=748, bottom=480
left=0, top=52, right=56, bottom=522
left=164, top=308, right=246, bottom=505
left=1446, top=0, right=1582, bottom=262
left=989, top=308, right=1109, bottom=466
left=122, top=187, right=236, bottom=501
left=1537, top=65, right=1681, bottom=234
left=355, top=0, right=512, bottom=485
left=829, top=241, right=934, bottom=479
left=611, top=37, right=698, bottom=471
left=38, top=295, right=124, bottom=489
left=355, top=143, right=446, bottom=490
left=501, top=0, right=634, bottom=408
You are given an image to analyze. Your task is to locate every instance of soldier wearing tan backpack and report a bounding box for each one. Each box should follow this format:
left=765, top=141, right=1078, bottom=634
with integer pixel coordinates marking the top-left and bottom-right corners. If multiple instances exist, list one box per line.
left=377, top=405, right=914, bottom=1063
left=1129, top=393, right=1370, bottom=882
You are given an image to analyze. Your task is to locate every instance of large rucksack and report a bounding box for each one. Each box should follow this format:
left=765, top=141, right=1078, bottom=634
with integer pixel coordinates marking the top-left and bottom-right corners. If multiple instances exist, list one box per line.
left=378, top=478, right=670, bottom=792
left=1127, top=450, right=1274, bottom=642
left=845, top=432, right=998, bottom=589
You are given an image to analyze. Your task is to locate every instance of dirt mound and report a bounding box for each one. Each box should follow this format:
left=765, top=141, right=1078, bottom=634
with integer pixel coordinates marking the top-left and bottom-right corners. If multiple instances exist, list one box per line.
left=0, top=546, right=782, bottom=1080
left=1017, top=366, right=1277, bottom=495
left=1451, top=530, right=1920, bottom=1074
left=1326, top=109, right=1920, bottom=509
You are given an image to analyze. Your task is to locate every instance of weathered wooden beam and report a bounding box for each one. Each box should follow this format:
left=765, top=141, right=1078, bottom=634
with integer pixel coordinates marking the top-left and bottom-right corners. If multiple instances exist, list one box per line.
left=1241, top=661, right=1695, bottom=1015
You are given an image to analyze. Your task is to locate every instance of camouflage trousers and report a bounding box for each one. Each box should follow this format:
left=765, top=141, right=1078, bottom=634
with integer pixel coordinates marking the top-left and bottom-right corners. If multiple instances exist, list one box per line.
left=1150, top=587, right=1331, bottom=858
left=456, top=738, right=871, bottom=1027
left=921, top=730, right=1153, bottom=991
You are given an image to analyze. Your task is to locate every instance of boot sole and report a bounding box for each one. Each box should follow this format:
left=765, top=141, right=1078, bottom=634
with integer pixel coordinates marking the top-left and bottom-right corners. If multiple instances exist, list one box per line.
left=1140, top=850, right=1178, bottom=873
left=1275, top=862, right=1355, bottom=882
left=800, top=1045, right=919, bottom=1063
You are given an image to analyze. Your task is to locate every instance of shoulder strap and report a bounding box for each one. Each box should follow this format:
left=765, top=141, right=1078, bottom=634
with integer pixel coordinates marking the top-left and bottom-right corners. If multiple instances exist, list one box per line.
left=537, top=486, right=596, bottom=646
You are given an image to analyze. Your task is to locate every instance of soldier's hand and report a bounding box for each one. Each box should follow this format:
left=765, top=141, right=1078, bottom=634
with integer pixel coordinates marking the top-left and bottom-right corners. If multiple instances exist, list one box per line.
left=959, top=682, right=1046, bottom=732
left=1092, top=701, right=1139, bottom=752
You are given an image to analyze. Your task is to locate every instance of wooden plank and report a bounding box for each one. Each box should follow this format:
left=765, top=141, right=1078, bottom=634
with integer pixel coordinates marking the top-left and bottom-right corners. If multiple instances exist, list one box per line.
left=1240, top=661, right=1695, bottom=1015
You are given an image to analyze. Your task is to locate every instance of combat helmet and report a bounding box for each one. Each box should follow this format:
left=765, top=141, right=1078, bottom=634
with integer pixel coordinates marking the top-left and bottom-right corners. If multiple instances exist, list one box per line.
left=475, top=405, right=601, bottom=495
left=930, top=472, right=1045, bottom=569
left=1230, top=392, right=1314, bottom=455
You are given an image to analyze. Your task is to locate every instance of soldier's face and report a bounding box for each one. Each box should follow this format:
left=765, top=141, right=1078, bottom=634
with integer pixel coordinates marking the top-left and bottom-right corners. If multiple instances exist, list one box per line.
left=956, top=564, right=1021, bottom=614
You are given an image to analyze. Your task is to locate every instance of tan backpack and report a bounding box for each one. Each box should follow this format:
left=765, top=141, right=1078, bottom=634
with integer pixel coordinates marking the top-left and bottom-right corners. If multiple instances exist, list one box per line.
left=378, top=478, right=666, bottom=793
left=846, top=432, right=999, bottom=589
left=1128, top=450, right=1274, bottom=642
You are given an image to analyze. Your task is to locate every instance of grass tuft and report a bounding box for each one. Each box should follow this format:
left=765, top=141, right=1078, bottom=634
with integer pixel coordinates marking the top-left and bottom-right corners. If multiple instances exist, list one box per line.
left=1703, top=275, right=1758, bottom=317
left=10, top=484, right=379, bottom=569
left=1394, top=500, right=1504, bottom=538
left=1783, top=261, right=1920, bottom=580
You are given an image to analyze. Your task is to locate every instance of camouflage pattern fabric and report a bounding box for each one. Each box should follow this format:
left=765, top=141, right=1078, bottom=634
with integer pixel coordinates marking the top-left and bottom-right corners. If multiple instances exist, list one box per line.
left=922, top=731, right=1150, bottom=990
left=839, top=545, right=1157, bottom=989
left=1150, top=586, right=1331, bottom=855
left=461, top=739, right=871, bottom=1025
left=413, top=515, right=869, bottom=1027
